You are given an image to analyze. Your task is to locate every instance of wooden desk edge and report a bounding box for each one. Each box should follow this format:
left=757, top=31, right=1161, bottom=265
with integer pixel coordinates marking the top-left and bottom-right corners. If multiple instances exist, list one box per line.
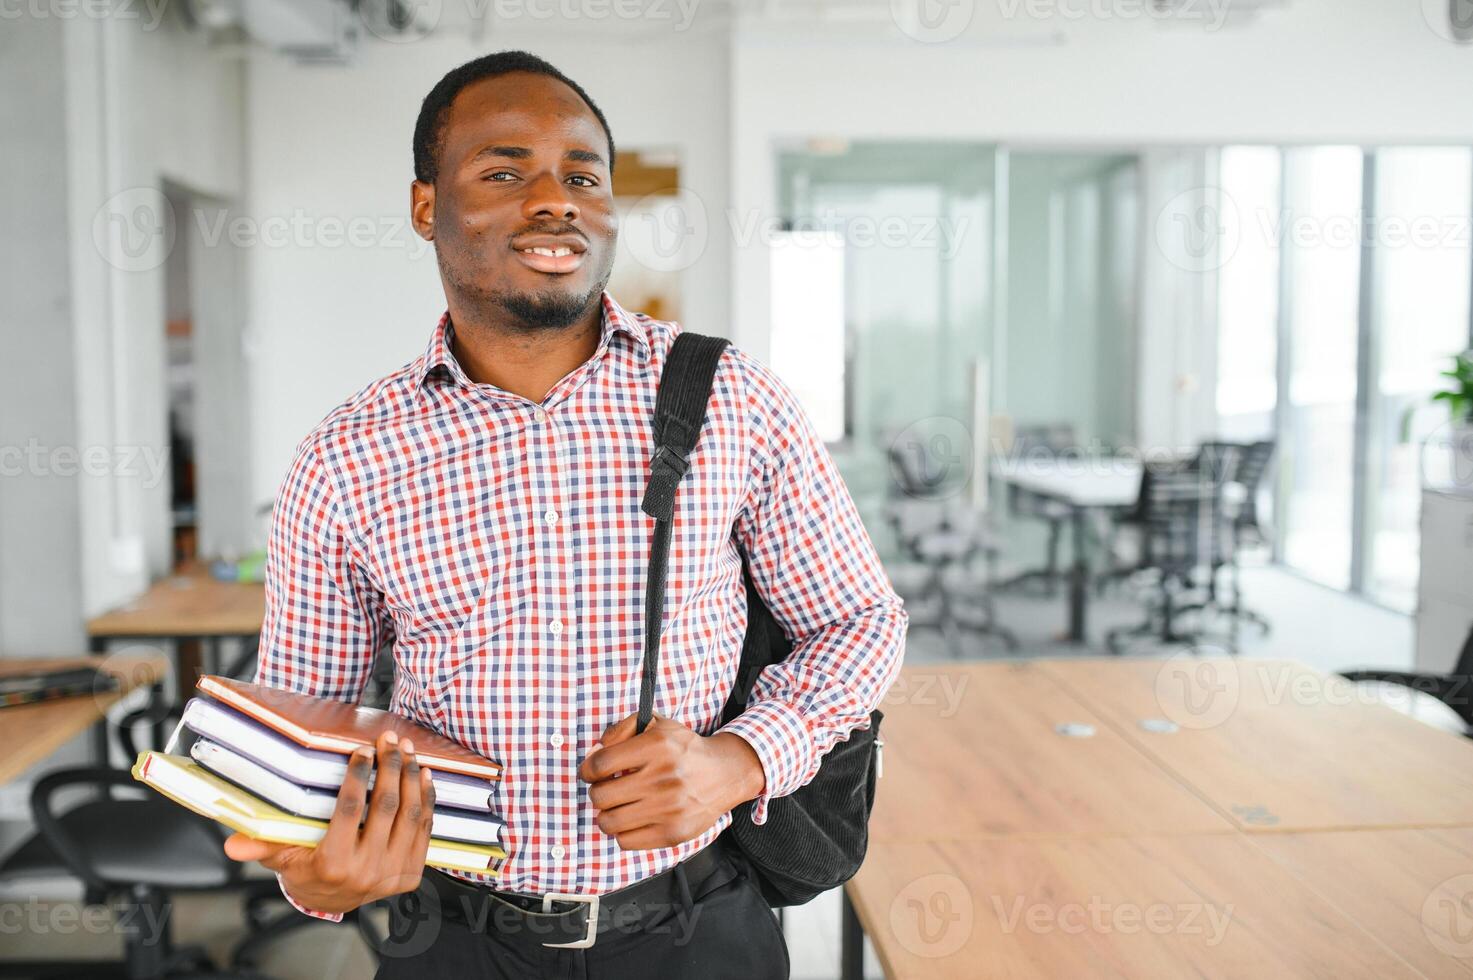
left=0, top=652, right=170, bottom=785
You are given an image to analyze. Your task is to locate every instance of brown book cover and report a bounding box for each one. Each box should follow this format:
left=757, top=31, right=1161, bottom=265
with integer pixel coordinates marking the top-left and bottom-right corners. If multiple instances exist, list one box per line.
left=196, top=676, right=500, bottom=781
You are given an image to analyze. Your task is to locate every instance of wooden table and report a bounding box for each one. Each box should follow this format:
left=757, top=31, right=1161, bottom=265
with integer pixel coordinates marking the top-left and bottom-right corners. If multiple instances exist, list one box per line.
left=1042, top=657, right=1473, bottom=831
left=869, top=662, right=1233, bottom=841
left=849, top=836, right=1426, bottom=978
left=86, top=563, right=265, bottom=685
left=993, top=457, right=1142, bottom=642
left=0, top=653, right=169, bottom=784
left=843, top=660, right=1473, bottom=979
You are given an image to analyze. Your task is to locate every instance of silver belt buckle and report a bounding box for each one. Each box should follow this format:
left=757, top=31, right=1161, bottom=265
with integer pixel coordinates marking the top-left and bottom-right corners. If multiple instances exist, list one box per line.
left=540, top=892, right=600, bottom=949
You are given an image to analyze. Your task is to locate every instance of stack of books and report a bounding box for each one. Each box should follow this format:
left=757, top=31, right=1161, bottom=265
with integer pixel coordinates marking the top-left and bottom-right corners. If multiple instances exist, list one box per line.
left=132, top=675, right=506, bottom=875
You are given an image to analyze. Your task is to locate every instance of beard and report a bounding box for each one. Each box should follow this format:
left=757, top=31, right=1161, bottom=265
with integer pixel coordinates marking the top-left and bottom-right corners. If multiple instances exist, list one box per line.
left=491, top=280, right=605, bottom=331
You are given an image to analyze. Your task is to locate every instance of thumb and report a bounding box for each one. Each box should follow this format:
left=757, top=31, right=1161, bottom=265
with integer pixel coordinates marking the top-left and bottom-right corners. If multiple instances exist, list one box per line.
left=223, top=832, right=293, bottom=865
left=599, top=712, right=643, bottom=748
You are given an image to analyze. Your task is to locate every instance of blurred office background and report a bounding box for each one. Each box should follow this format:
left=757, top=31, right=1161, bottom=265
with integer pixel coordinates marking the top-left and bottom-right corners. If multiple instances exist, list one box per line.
left=3, top=0, right=1473, bottom=976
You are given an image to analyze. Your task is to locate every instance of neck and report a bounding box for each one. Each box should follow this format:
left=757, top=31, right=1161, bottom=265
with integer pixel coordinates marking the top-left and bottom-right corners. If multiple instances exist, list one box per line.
left=446, top=295, right=604, bottom=405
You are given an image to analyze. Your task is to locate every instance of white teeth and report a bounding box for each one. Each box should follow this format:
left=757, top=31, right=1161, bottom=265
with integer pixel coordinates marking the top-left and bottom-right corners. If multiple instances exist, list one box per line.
left=523, top=247, right=573, bottom=257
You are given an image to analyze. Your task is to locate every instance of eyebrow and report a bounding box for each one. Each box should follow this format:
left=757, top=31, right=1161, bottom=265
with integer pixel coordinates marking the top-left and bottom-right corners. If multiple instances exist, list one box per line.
left=469, top=145, right=606, bottom=168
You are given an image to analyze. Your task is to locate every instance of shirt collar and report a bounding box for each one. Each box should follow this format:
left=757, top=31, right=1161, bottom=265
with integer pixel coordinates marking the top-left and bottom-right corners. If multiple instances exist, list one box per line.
left=414, top=290, right=652, bottom=400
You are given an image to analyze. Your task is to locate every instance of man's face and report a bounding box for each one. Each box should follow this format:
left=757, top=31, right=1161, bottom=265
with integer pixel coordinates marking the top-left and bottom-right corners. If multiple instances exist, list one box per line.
left=413, top=72, right=618, bottom=330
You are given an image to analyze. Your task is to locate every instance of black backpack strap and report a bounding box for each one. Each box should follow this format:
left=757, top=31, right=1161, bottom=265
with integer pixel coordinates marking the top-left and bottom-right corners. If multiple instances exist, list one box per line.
left=637, top=331, right=730, bottom=733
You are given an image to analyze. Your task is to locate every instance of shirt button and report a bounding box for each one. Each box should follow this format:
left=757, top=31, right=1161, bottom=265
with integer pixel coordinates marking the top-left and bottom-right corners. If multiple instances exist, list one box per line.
left=550, top=844, right=567, bottom=860
left=549, top=619, right=564, bottom=636
left=544, top=509, right=559, bottom=526
left=549, top=732, right=565, bottom=748
left=534, top=408, right=549, bottom=423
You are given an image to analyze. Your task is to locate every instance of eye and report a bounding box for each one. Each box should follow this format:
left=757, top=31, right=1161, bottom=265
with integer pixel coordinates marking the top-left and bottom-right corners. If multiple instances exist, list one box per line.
left=485, top=170, right=518, bottom=181
left=568, top=175, right=598, bottom=187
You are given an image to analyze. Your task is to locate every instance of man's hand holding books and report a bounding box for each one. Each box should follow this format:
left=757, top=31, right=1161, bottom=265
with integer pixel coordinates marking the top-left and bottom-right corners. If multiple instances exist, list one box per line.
left=223, top=730, right=435, bottom=915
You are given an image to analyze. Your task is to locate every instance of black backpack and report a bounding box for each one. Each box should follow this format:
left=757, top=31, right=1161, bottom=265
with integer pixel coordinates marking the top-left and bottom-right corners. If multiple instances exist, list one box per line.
left=635, top=331, right=884, bottom=907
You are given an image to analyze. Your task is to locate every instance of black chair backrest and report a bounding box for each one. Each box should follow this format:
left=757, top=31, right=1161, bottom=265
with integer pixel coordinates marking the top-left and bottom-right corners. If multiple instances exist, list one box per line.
left=888, top=439, right=954, bottom=499
left=1137, top=460, right=1230, bottom=575
left=1454, top=622, right=1473, bottom=678
left=1232, top=440, right=1276, bottom=529
left=1193, top=441, right=1246, bottom=485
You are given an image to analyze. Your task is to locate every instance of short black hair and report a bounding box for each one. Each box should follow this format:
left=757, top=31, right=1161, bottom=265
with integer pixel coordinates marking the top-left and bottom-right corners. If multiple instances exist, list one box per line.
left=412, top=50, right=616, bottom=185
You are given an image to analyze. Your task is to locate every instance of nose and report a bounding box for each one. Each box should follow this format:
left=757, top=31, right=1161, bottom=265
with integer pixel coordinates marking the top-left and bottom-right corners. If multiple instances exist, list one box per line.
left=521, top=171, right=579, bottom=224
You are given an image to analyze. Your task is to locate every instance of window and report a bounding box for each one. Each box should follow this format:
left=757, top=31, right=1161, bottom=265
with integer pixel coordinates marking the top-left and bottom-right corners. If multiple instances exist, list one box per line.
left=1215, top=147, right=1282, bottom=442
left=1366, top=148, right=1473, bottom=610
left=769, top=229, right=847, bottom=443
left=1280, top=147, right=1364, bottom=591
left=1213, top=144, right=1473, bottom=609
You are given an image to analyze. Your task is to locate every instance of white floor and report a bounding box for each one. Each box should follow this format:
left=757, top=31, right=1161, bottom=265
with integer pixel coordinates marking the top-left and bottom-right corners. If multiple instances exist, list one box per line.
left=0, top=564, right=1417, bottom=979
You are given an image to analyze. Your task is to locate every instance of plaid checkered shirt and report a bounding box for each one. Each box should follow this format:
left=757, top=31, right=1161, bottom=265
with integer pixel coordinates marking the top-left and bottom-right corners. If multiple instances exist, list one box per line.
left=256, top=292, right=908, bottom=920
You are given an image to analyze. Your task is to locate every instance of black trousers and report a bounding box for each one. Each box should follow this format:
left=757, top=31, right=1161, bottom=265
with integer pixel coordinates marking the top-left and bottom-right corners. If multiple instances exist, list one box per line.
left=372, top=843, right=790, bottom=980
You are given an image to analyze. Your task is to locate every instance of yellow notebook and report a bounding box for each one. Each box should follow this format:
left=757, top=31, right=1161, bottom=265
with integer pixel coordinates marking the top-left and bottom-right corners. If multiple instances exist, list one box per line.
left=132, top=751, right=506, bottom=876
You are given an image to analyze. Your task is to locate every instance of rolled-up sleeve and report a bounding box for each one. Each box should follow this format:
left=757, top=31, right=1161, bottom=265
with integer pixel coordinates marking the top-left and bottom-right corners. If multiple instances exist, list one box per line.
left=254, top=437, right=387, bottom=922
left=719, top=351, right=908, bottom=824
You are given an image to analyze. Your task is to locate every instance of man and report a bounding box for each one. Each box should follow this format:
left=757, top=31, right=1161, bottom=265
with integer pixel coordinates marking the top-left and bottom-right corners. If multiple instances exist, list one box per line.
left=223, top=50, right=907, bottom=978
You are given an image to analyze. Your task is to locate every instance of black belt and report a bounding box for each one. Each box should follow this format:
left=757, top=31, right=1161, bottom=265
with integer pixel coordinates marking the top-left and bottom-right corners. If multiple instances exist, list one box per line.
left=416, top=843, right=735, bottom=950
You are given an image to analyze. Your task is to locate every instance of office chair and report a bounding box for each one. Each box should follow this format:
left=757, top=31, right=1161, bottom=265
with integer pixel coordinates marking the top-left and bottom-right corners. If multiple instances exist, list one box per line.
left=106, top=659, right=395, bottom=973
left=0, top=767, right=270, bottom=980
left=1167, top=441, right=1245, bottom=626
left=884, top=441, right=1017, bottom=655
left=995, top=423, right=1078, bottom=597
left=1338, top=624, right=1473, bottom=738
left=1216, top=439, right=1276, bottom=640
left=1106, top=459, right=1232, bottom=655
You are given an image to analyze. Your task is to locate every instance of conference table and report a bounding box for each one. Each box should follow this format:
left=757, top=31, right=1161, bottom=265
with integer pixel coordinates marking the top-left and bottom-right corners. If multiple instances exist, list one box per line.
left=841, top=658, right=1473, bottom=978
left=993, top=456, right=1142, bottom=643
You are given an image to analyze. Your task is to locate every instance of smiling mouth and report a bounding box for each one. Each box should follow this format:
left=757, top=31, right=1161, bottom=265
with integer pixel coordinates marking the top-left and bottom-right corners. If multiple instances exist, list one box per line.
left=514, top=245, right=586, bottom=275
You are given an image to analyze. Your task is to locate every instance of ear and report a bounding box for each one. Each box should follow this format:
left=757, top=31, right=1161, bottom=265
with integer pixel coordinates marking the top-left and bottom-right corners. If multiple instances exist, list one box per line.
left=410, top=179, right=435, bottom=241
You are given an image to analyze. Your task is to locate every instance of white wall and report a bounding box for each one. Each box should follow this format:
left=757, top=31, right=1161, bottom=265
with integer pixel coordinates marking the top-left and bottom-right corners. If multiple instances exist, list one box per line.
left=0, top=6, right=246, bottom=640
left=65, top=8, right=246, bottom=616
left=244, top=32, right=731, bottom=504
left=0, top=14, right=84, bottom=653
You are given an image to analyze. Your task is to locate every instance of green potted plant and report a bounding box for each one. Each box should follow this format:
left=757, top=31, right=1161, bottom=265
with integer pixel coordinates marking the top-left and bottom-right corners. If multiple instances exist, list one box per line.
left=1432, top=350, right=1473, bottom=490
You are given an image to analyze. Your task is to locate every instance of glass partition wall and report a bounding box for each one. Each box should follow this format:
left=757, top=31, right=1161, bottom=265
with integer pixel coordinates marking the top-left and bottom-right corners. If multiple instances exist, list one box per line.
left=775, top=142, right=998, bottom=560
left=770, top=140, right=1472, bottom=613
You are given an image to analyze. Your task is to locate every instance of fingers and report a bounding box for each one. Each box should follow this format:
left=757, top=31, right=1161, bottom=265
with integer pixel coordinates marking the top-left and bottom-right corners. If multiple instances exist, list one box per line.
left=587, top=767, right=656, bottom=811
left=411, top=771, right=436, bottom=867
left=318, top=746, right=373, bottom=863
left=579, top=731, right=660, bottom=783
left=594, top=798, right=663, bottom=838
left=395, top=769, right=436, bottom=888
left=386, top=747, right=432, bottom=865
left=361, top=731, right=407, bottom=848
left=607, top=824, right=678, bottom=851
